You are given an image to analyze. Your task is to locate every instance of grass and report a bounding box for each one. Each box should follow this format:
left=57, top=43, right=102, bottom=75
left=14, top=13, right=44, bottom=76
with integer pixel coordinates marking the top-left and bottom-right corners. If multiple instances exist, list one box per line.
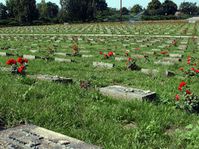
left=0, top=22, right=199, bottom=148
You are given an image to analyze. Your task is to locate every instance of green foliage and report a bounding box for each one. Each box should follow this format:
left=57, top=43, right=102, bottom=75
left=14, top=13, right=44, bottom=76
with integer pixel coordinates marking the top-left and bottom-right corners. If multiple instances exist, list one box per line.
left=0, top=3, right=8, bottom=19
left=176, top=121, right=199, bottom=148
left=179, top=2, right=198, bottom=15
left=162, top=0, right=177, bottom=15
left=131, top=4, right=143, bottom=14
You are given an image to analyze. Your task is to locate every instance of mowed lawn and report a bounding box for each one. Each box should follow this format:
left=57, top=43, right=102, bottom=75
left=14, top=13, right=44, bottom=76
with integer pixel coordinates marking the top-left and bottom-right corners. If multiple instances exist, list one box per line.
left=0, top=22, right=199, bottom=148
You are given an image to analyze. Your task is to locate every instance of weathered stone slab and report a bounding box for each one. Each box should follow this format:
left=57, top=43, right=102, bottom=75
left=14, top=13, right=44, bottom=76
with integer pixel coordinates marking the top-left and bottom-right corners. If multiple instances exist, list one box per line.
left=31, top=74, right=73, bottom=84
left=0, top=52, right=7, bottom=56
left=141, top=69, right=159, bottom=76
left=115, top=57, right=127, bottom=61
left=154, top=61, right=174, bottom=66
left=0, top=125, right=100, bottom=149
left=82, top=55, right=94, bottom=58
left=169, top=54, right=183, bottom=58
left=99, top=85, right=156, bottom=101
left=162, top=57, right=181, bottom=63
left=165, top=70, right=176, bottom=77
left=131, top=54, right=145, bottom=59
left=54, top=52, right=66, bottom=56
left=54, top=58, right=72, bottom=63
left=23, top=55, right=36, bottom=60
left=93, top=62, right=114, bottom=69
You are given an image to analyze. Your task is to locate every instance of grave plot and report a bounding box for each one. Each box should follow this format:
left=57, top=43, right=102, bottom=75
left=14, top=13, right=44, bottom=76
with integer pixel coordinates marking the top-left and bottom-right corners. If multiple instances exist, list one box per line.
left=0, top=125, right=100, bottom=149
left=99, top=85, right=156, bottom=101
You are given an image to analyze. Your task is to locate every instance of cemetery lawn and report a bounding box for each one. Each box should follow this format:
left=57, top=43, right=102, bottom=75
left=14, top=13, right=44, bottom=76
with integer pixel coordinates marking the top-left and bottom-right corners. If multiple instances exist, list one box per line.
left=0, top=22, right=199, bottom=148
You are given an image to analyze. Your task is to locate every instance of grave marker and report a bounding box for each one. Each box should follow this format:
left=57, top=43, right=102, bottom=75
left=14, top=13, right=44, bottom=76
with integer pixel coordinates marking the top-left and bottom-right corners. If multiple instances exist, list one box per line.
left=0, top=125, right=100, bottom=149
left=93, top=62, right=114, bottom=69
left=99, top=85, right=156, bottom=101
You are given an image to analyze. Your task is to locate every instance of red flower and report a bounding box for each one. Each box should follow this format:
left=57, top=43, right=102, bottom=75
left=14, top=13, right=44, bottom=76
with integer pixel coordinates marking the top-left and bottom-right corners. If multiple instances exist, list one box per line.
left=160, top=51, right=168, bottom=55
left=178, top=81, right=186, bottom=91
left=104, top=54, right=108, bottom=59
left=17, top=57, right=23, bottom=64
left=108, top=51, right=114, bottom=57
left=18, top=65, right=25, bottom=73
left=128, top=57, right=132, bottom=62
left=195, top=69, right=199, bottom=73
left=175, top=94, right=180, bottom=101
left=23, top=58, right=28, bottom=63
left=186, top=90, right=191, bottom=95
left=179, top=67, right=184, bottom=71
left=191, top=67, right=195, bottom=71
left=99, top=51, right=103, bottom=55
left=6, top=59, right=17, bottom=65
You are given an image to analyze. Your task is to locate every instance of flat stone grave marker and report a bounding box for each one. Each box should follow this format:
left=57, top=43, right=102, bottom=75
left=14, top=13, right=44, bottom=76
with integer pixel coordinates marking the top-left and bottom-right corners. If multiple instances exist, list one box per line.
left=54, top=58, right=72, bottom=63
left=30, top=50, right=38, bottom=53
left=131, top=54, right=145, bottom=59
left=178, top=45, right=187, bottom=50
left=82, top=55, right=94, bottom=58
left=115, top=57, right=127, bottom=61
left=31, top=74, right=73, bottom=84
left=141, top=69, right=159, bottom=76
left=99, top=85, right=156, bottom=101
left=0, top=52, right=8, bottom=56
left=154, top=60, right=174, bottom=66
left=23, top=55, right=36, bottom=60
left=93, top=62, right=114, bottom=69
left=162, top=57, right=181, bottom=63
left=0, top=125, right=100, bottom=149
left=54, top=52, right=66, bottom=56
left=169, top=54, right=183, bottom=58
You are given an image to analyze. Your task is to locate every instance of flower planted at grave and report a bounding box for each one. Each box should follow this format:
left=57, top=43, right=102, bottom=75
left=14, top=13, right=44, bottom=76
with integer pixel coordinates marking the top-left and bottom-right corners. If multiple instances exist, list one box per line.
left=175, top=81, right=199, bottom=113
left=72, top=44, right=79, bottom=56
left=126, top=57, right=141, bottom=71
left=102, top=51, right=115, bottom=60
left=172, top=40, right=177, bottom=46
left=6, top=57, right=28, bottom=76
left=6, top=58, right=17, bottom=74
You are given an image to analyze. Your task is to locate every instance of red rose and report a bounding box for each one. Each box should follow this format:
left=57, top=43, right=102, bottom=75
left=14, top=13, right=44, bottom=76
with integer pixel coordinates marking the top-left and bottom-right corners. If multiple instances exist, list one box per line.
left=195, top=70, right=199, bottom=73
left=108, top=51, right=114, bottom=57
left=99, top=51, right=103, bottom=55
left=191, top=67, right=195, bottom=71
left=128, top=57, right=132, bottom=62
left=186, top=90, right=191, bottom=95
left=6, top=59, right=17, bottom=65
left=175, top=94, right=180, bottom=101
left=23, top=58, right=28, bottom=63
left=17, top=57, right=23, bottom=64
left=18, top=65, right=25, bottom=73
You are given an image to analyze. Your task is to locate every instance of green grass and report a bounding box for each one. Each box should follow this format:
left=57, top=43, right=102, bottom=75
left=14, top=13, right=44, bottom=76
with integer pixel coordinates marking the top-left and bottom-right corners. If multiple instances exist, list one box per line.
left=0, top=22, right=199, bottom=148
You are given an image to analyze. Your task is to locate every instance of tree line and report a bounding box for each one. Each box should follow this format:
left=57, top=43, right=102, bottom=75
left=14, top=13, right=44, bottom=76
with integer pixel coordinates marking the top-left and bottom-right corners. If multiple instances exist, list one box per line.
left=0, top=0, right=198, bottom=25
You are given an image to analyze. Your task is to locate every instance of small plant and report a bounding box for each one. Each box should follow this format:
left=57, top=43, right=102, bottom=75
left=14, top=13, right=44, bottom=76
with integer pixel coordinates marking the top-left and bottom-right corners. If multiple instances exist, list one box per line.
left=126, top=57, right=141, bottom=71
left=72, top=44, right=79, bottom=56
left=100, top=51, right=115, bottom=59
left=175, top=81, right=199, bottom=113
left=6, top=57, right=28, bottom=76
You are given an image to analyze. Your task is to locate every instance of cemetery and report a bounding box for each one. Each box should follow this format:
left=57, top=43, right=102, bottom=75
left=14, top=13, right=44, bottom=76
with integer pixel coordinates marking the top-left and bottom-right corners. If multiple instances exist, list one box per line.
left=0, top=12, right=199, bottom=149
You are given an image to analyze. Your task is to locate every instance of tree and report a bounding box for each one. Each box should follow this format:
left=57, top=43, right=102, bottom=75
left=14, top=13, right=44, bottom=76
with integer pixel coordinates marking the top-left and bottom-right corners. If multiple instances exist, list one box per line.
left=146, top=0, right=162, bottom=15
left=37, top=0, right=48, bottom=19
left=162, top=0, right=177, bottom=15
left=0, top=3, right=8, bottom=19
left=179, top=2, right=198, bottom=15
left=96, top=0, right=107, bottom=12
left=66, top=0, right=95, bottom=22
left=6, top=0, right=38, bottom=23
left=131, top=4, right=142, bottom=14
left=121, top=7, right=129, bottom=15
left=6, top=0, right=17, bottom=18
left=46, top=2, right=59, bottom=18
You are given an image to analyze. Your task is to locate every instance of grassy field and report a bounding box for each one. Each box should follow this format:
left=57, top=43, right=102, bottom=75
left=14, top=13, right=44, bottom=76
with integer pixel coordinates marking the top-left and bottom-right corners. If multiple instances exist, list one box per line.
left=0, top=22, right=199, bottom=148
